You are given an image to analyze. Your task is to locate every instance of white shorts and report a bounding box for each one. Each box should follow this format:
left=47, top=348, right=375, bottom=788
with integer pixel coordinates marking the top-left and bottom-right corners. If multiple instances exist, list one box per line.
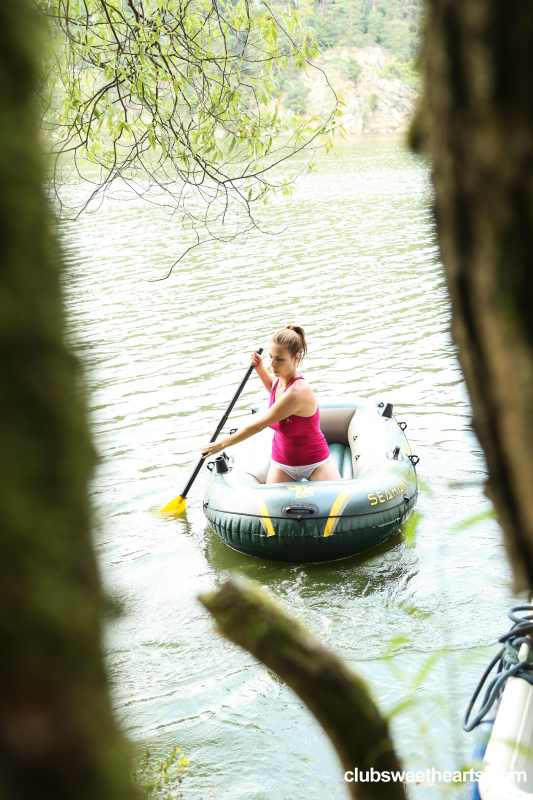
left=271, top=456, right=332, bottom=481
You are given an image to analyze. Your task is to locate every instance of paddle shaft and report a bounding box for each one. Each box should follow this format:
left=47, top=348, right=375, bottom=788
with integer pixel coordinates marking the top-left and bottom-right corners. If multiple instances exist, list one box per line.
left=179, top=347, right=263, bottom=500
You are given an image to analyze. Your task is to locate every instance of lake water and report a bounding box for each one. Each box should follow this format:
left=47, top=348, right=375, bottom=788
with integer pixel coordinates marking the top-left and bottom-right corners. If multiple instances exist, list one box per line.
left=61, top=134, right=520, bottom=799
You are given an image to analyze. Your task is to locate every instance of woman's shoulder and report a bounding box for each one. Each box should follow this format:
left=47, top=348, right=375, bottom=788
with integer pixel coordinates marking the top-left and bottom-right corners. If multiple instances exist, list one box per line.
left=289, top=376, right=314, bottom=396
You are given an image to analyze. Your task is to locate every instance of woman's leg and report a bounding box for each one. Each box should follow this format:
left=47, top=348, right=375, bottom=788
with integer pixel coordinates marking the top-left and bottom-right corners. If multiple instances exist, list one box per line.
left=308, top=461, right=342, bottom=481
left=266, top=464, right=295, bottom=483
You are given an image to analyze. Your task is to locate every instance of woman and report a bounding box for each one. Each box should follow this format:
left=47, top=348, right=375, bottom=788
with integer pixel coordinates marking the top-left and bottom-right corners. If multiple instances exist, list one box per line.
left=201, top=325, right=341, bottom=483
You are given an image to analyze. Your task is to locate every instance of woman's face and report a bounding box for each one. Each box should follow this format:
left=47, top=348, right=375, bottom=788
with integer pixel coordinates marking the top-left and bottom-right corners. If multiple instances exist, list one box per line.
left=268, top=341, right=300, bottom=378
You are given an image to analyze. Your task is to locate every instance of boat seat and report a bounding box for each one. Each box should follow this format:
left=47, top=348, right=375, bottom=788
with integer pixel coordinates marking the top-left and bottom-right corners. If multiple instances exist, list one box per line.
left=329, top=443, right=354, bottom=480
left=320, top=407, right=357, bottom=445
left=320, top=407, right=356, bottom=480
left=230, top=406, right=360, bottom=484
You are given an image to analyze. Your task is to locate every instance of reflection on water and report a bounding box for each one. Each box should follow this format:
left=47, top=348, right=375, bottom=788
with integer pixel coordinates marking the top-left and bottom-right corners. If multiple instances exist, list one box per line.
left=61, top=134, right=519, bottom=799
left=202, top=525, right=414, bottom=617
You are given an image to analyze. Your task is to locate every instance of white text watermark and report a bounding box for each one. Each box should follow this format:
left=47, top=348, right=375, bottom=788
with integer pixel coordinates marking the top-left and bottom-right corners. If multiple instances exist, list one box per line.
left=344, top=768, right=527, bottom=784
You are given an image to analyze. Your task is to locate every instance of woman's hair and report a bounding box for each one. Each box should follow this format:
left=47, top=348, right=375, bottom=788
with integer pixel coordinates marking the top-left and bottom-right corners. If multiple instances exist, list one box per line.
left=271, top=325, right=308, bottom=361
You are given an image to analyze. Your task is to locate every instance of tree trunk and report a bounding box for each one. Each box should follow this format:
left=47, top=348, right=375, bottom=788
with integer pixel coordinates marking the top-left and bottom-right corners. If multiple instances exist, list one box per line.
left=200, top=576, right=406, bottom=800
left=0, top=2, right=138, bottom=798
left=413, top=0, right=533, bottom=591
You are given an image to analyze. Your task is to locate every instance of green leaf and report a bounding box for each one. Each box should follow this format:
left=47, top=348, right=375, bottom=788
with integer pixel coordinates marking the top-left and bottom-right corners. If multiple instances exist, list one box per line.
left=402, top=511, right=421, bottom=548
left=453, top=507, right=496, bottom=532
left=412, top=651, right=442, bottom=685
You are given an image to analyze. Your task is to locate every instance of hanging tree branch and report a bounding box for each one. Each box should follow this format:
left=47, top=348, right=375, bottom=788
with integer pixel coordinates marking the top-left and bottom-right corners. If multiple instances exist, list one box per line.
left=35, top=0, right=344, bottom=275
left=199, top=576, right=406, bottom=800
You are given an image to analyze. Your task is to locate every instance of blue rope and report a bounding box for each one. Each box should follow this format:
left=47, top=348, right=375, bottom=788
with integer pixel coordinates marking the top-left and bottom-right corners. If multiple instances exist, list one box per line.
left=463, top=604, right=533, bottom=732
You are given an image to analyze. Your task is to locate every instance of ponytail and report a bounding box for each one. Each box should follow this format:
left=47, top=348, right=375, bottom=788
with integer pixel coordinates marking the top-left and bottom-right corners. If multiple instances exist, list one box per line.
left=271, top=325, right=308, bottom=361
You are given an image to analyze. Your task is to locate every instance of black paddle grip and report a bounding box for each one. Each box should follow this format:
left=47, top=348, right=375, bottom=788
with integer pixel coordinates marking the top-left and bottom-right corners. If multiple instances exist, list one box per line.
left=180, top=347, right=263, bottom=500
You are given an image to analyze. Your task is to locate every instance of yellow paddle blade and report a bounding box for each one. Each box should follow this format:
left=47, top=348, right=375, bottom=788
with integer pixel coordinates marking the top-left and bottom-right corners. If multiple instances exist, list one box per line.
left=158, top=495, right=186, bottom=516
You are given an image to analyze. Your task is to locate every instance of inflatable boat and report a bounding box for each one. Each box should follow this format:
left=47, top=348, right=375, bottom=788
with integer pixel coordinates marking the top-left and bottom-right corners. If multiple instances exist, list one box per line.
left=202, top=397, right=418, bottom=562
left=464, top=605, right=533, bottom=800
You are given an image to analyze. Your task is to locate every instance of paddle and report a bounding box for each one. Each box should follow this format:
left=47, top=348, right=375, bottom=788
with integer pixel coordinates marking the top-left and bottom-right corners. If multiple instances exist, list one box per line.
left=158, top=347, right=264, bottom=516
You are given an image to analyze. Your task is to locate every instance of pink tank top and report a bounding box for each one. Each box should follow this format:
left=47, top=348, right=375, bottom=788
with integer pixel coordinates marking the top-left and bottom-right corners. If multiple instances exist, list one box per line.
left=269, top=376, right=330, bottom=467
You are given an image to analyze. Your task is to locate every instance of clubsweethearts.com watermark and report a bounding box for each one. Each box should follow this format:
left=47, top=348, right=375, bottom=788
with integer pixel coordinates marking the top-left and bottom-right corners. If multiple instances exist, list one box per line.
left=344, top=768, right=527, bottom=784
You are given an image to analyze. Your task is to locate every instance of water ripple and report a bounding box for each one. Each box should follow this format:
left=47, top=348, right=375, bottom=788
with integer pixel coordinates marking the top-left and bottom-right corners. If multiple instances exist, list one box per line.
left=60, top=134, right=518, bottom=798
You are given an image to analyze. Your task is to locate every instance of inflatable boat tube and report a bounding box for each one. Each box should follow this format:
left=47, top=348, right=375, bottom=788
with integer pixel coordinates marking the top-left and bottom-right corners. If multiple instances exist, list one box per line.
left=463, top=605, right=533, bottom=800
left=203, top=397, right=418, bottom=563
left=480, top=676, right=533, bottom=799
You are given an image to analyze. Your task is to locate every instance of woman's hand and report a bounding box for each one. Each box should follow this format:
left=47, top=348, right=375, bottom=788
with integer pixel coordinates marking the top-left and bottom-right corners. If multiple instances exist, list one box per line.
left=251, top=350, right=263, bottom=370
left=201, top=440, right=226, bottom=458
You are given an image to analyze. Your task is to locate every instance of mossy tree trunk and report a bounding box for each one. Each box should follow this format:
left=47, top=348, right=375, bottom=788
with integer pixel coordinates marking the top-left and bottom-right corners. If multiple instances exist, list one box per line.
left=200, top=577, right=406, bottom=800
left=414, top=0, right=533, bottom=591
left=0, top=2, right=138, bottom=798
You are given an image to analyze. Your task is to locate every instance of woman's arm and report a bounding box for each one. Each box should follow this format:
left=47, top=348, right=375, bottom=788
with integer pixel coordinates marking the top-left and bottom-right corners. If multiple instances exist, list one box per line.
left=251, top=350, right=273, bottom=393
left=202, top=390, right=301, bottom=457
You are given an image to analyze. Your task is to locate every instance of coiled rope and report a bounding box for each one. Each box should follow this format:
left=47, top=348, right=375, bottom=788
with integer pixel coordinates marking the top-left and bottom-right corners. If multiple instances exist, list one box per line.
left=463, top=604, right=533, bottom=732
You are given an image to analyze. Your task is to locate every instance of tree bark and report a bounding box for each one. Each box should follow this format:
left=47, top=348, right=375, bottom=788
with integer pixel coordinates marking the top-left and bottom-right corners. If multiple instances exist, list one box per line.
left=199, top=576, right=406, bottom=800
left=0, top=2, right=138, bottom=798
left=413, top=0, right=533, bottom=590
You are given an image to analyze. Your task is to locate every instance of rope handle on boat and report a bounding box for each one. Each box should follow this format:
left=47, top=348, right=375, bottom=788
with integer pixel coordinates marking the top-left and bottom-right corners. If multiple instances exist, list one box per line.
left=408, top=455, right=420, bottom=466
left=463, top=604, right=533, bottom=732
left=398, top=421, right=407, bottom=432
left=207, top=462, right=215, bottom=472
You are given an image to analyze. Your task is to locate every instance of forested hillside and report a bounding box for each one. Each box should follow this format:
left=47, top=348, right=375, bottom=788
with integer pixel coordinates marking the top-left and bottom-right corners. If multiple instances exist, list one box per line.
left=309, top=0, right=421, bottom=63
left=281, top=0, right=422, bottom=131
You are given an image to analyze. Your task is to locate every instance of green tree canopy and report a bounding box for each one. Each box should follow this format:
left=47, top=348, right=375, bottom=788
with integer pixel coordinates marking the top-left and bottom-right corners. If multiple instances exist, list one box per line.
left=37, top=0, right=343, bottom=271
left=308, top=0, right=421, bottom=62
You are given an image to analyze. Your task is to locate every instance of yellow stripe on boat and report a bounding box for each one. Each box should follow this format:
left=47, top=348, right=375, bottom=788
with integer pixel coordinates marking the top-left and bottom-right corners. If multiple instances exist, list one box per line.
left=324, top=490, right=352, bottom=537
left=224, top=472, right=275, bottom=536
left=202, top=399, right=419, bottom=562
left=256, top=498, right=275, bottom=537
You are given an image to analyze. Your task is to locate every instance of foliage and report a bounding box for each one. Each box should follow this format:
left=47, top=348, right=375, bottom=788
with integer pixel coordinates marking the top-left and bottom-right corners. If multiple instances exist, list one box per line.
left=132, top=747, right=188, bottom=799
left=36, top=0, right=343, bottom=272
left=453, top=507, right=496, bottom=533
left=401, top=509, right=420, bottom=548
left=307, top=0, right=421, bottom=63
left=278, top=0, right=421, bottom=116
left=379, top=57, right=420, bottom=90
left=345, top=56, right=362, bottom=83
left=278, top=66, right=311, bottom=113
left=369, top=91, right=378, bottom=111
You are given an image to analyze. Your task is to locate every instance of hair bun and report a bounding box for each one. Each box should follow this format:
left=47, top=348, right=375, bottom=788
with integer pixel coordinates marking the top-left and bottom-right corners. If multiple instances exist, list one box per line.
left=271, top=325, right=308, bottom=360
left=285, top=324, right=305, bottom=337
